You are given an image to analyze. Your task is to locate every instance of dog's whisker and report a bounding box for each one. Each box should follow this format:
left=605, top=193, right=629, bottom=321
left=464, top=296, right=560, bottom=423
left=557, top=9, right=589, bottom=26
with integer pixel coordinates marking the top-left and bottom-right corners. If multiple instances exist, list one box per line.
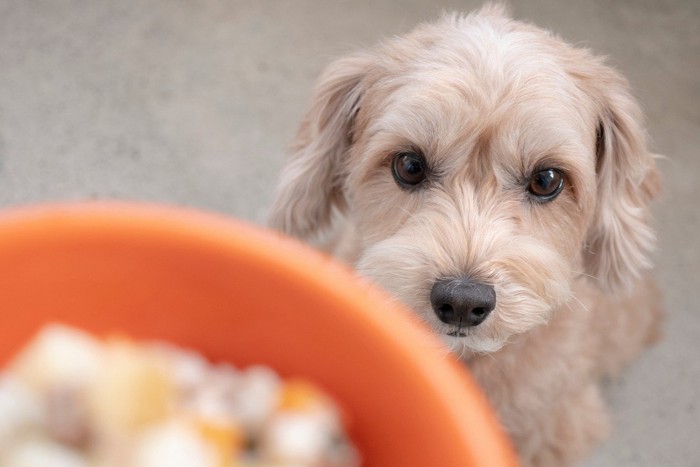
left=481, top=349, right=509, bottom=380
left=567, top=269, right=601, bottom=282
left=568, top=293, right=591, bottom=314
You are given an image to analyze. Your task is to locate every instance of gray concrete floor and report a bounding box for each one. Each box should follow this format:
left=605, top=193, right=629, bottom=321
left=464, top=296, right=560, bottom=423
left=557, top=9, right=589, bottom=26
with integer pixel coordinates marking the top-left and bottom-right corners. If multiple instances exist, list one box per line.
left=0, top=0, right=697, bottom=465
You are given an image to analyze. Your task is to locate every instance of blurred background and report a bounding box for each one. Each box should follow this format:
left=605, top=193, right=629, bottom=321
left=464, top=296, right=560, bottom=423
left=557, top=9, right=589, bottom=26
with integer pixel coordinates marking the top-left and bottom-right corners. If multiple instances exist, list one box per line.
left=0, top=0, right=697, bottom=465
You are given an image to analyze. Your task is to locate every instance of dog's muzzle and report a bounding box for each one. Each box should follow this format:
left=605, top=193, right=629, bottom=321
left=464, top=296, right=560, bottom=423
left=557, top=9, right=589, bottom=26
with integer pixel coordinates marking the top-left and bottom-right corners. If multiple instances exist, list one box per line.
left=430, top=279, right=496, bottom=329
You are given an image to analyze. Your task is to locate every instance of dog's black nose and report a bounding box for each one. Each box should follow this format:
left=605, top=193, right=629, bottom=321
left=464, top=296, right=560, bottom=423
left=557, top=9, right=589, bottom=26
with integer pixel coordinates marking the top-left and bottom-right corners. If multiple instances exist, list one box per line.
left=430, top=279, right=496, bottom=327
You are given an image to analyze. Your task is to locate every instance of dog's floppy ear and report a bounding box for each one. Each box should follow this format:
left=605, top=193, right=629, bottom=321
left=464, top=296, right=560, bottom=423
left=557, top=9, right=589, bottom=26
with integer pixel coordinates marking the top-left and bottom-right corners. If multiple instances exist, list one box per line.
left=268, top=53, right=373, bottom=241
left=581, top=66, right=661, bottom=292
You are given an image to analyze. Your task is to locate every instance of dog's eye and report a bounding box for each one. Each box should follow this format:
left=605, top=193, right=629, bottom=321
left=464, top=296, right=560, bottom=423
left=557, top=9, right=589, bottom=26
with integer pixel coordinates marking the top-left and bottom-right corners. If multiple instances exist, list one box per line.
left=392, top=152, right=427, bottom=188
left=528, top=169, right=564, bottom=201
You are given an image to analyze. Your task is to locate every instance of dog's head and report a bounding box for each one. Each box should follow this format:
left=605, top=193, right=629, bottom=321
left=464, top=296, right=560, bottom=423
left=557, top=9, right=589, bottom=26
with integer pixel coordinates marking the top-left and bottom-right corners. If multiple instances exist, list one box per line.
left=269, top=5, right=659, bottom=356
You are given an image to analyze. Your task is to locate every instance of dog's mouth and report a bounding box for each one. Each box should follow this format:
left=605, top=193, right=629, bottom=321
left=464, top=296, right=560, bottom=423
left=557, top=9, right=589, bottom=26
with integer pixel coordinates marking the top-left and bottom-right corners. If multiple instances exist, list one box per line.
left=437, top=321, right=508, bottom=355
left=444, top=323, right=470, bottom=338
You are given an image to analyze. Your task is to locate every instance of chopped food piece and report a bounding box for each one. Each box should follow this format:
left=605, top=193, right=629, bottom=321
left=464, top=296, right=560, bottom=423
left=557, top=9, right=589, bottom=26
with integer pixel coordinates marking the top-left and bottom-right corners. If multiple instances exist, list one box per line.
left=10, top=324, right=104, bottom=392
left=88, top=339, right=176, bottom=432
left=132, top=420, right=217, bottom=467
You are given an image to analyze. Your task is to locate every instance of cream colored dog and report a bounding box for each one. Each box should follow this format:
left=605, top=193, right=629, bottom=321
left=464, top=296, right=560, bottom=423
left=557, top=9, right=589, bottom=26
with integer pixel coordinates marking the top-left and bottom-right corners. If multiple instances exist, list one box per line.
left=269, top=5, right=663, bottom=466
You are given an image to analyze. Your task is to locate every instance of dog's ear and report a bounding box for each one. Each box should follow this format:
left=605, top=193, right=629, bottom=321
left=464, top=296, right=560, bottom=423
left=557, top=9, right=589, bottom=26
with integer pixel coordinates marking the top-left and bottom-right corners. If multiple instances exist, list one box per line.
left=581, top=65, right=661, bottom=292
left=268, top=53, right=373, bottom=241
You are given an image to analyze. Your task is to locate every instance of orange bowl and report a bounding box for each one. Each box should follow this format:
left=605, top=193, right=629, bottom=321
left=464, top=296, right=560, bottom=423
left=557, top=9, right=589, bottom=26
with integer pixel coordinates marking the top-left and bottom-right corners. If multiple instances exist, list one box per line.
left=0, top=202, right=516, bottom=466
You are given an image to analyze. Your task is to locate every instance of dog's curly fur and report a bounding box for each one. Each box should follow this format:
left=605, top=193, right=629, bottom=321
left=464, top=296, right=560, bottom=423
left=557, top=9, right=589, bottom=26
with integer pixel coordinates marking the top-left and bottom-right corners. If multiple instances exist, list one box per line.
left=269, top=5, right=663, bottom=465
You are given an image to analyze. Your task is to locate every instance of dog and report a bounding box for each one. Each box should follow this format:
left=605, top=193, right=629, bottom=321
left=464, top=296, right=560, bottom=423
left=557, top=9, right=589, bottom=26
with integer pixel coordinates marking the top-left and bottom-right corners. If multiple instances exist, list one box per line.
left=269, top=4, right=663, bottom=466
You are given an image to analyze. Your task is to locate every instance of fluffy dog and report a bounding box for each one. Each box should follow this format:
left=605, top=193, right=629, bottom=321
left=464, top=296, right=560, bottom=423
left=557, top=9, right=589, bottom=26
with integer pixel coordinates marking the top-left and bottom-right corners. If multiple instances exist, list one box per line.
left=269, top=5, right=663, bottom=465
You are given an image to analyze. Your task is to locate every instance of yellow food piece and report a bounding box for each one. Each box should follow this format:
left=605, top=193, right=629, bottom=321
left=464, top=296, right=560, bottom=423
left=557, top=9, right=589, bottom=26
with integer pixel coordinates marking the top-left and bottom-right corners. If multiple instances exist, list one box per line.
left=195, top=418, right=245, bottom=467
left=277, top=379, right=328, bottom=412
left=87, top=339, right=175, bottom=433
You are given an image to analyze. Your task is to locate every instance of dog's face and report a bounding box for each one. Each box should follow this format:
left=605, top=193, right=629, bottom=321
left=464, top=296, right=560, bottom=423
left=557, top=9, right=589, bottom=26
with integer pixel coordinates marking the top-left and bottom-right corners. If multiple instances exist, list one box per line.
left=270, top=6, right=659, bottom=356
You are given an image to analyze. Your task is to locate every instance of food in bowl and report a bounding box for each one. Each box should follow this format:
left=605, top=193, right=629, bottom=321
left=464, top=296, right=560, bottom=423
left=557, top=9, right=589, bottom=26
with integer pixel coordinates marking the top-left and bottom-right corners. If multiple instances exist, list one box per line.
left=0, top=323, right=359, bottom=467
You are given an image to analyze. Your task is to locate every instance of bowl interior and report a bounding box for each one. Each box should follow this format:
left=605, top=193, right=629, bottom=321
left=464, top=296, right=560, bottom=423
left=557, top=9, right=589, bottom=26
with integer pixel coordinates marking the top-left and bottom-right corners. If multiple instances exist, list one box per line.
left=0, top=203, right=516, bottom=466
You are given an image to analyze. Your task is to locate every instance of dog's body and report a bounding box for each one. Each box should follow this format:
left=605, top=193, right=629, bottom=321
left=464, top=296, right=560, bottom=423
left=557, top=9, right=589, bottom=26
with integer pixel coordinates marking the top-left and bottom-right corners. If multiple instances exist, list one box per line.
left=270, top=5, right=663, bottom=465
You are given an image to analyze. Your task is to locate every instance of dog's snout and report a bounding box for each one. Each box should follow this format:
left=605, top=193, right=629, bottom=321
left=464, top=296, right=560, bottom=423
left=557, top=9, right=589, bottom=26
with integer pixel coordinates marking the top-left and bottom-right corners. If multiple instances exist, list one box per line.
left=430, top=279, right=496, bottom=327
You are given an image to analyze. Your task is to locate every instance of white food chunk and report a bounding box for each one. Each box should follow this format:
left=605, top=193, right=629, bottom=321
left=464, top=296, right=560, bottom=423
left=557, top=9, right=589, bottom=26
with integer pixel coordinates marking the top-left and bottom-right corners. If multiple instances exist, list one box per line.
left=132, top=420, right=216, bottom=467
left=263, top=412, right=331, bottom=464
left=148, top=342, right=210, bottom=392
left=10, top=324, right=104, bottom=392
left=183, top=363, right=240, bottom=423
left=228, top=365, right=281, bottom=432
